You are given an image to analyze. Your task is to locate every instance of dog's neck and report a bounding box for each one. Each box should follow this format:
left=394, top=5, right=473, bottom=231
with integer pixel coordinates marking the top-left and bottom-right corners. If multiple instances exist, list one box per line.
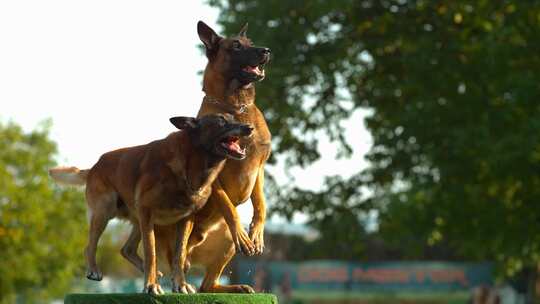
left=187, top=152, right=225, bottom=198
left=169, top=132, right=226, bottom=197
left=202, top=66, right=256, bottom=108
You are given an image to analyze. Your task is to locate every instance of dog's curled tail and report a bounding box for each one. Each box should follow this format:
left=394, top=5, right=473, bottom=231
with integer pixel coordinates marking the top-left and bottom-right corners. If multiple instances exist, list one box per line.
left=49, top=166, right=89, bottom=186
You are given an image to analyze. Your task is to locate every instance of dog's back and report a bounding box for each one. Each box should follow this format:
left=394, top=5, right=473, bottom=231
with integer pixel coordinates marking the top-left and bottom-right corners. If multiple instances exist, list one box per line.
left=50, top=133, right=182, bottom=222
left=86, top=134, right=184, bottom=216
left=89, top=144, right=149, bottom=204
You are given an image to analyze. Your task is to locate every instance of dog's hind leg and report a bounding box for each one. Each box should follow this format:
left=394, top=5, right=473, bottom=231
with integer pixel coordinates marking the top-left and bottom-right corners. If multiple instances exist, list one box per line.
left=85, top=209, right=113, bottom=280
left=192, top=221, right=254, bottom=293
left=120, top=222, right=167, bottom=278
left=84, top=182, right=118, bottom=281
left=120, top=223, right=144, bottom=273
left=120, top=223, right=165, bottom=278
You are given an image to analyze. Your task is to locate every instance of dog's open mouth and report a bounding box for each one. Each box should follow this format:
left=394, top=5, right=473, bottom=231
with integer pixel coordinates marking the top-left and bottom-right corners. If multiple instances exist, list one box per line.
left=242, top=64, right=265, bottom=77
left=220, top=135, right=246, bottom=158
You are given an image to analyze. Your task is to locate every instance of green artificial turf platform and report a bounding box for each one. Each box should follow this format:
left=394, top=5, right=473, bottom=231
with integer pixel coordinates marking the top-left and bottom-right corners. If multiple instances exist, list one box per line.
left=64, top=293, right=278, bottom=304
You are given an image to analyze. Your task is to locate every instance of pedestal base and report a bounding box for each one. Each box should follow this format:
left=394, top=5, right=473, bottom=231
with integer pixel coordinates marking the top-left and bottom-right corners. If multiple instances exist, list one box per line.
left=64, top=293, right=278, bottom=304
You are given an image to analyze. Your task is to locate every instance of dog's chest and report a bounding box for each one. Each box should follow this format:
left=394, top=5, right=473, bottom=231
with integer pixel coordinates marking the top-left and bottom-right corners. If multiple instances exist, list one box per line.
left=152, top=191, right=210, bottom=225
left=240, top=111, right=271, bottom=158
left=147, top=174, right=212, bottom=225
left=242, top=136, right=270, bottom=160
left=223, top=135, right=270, bottom=203
left=199, top=105, right=271, bottom=203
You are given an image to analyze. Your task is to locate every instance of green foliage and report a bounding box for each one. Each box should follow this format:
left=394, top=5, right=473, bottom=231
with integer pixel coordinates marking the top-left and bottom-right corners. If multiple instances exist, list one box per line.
left=207, top=0, right=540, bottom=274
left=303, top=209, right=366, bottom=260
left=0, top=120, right=86, bottom=303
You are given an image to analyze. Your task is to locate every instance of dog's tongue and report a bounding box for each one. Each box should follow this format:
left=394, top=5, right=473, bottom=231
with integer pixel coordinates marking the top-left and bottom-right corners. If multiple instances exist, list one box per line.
left=243, top=65, right=261, bottom=75
left=228, top=141, right=241, bottom=152
left=223, top=137, right=244, bottom=154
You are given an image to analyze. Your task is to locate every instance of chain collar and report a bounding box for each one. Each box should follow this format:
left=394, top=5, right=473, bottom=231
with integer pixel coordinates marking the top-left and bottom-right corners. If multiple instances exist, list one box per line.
left=203, top=95, right=253, bottom=114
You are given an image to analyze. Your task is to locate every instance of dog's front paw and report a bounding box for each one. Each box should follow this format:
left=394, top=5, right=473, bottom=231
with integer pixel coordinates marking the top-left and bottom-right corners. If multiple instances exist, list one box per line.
left=232, top=225, right=256, bottom=256
left=172, top=281, right=197, bottom=294
left=143, top=283, right=164, bottom=295
left=249, top=223, right=265, bottom=255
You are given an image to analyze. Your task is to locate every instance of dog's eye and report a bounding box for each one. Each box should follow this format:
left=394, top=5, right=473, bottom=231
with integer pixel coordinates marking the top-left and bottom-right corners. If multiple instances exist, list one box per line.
left=219, top=117, right=227, bottom=126
left=232, top=41, right=241, bottom=50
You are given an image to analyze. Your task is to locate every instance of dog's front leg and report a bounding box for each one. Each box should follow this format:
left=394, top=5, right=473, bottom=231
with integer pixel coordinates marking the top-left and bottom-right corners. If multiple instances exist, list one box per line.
left=249, top=167, right=266, bottom=255
left=139, top=207, right=163, bottom=295
left=171, top=216, right=196, bottom=294
left=212, top=181, right=256, bottom=256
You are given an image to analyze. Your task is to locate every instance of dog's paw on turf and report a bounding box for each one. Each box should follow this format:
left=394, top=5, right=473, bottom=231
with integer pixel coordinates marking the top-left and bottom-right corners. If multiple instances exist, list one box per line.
left=172, top=282, right=197, bottom=294
left=232, top=284, right=255, bottom=293
left=143, top=283, right=164, bottom=295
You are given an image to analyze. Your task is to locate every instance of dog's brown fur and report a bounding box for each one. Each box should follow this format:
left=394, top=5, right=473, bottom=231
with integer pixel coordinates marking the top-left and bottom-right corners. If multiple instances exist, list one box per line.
left=50, top=114, right=253, bottom=294
left=156, top=21, right=272, bottom=293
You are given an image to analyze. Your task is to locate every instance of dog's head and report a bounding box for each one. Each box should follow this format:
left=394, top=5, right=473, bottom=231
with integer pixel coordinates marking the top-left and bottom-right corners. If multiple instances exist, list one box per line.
left=198, top=21, right=270, bottom=87
left=170, top=114, right=253, bottom=160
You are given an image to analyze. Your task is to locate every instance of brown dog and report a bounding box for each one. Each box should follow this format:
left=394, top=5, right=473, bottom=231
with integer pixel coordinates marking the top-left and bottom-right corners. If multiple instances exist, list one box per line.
left=49, top=114, right=253, bottom=294
left=174, top=20, right=272, bottom=293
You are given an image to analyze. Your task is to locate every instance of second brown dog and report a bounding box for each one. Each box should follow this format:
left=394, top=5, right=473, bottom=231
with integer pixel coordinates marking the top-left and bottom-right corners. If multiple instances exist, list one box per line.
left=49, top=114, right=253, bottom=294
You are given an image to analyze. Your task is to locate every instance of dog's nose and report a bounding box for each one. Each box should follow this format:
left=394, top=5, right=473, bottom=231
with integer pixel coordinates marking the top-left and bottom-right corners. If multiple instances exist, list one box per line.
left=243, top=125, right=254, bottom=135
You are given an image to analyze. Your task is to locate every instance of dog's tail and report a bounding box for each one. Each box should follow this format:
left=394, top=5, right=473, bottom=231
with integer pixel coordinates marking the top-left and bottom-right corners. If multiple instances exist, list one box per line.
left=49, top=166, right=89, bottom=186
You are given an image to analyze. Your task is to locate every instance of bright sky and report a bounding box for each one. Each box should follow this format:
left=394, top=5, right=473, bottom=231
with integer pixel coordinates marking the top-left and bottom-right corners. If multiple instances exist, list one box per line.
left=0, top=1, right=371, bottom=225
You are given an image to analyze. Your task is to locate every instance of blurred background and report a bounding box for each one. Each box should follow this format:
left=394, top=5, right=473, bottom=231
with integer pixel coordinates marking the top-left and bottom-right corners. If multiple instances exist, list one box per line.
left=1, top=0, right=539, bottom=303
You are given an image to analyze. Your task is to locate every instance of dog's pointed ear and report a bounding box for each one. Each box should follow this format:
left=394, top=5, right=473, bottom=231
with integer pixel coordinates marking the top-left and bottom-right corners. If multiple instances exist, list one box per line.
left=170, top=116, right=198, bottom=130
left=238, top=23, right=248, bottom=37
left=197, top=21, right=222, bottom=53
